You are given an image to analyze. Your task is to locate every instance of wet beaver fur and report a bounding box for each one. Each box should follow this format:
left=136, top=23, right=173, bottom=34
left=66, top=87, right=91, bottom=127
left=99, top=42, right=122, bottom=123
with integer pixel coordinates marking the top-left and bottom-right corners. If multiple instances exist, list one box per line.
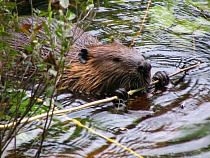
left=5, top=16, right=169, bottom=98
left=63, top=40, right=152, bottom=95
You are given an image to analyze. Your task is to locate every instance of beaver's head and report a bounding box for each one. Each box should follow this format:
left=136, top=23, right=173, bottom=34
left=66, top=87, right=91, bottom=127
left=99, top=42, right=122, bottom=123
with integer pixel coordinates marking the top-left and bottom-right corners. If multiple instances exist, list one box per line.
left=63, top=40, right=151, bottom=95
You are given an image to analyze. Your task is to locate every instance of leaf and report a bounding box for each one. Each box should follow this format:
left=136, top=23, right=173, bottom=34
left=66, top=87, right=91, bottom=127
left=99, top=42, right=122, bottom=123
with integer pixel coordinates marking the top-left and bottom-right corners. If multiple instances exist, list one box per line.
left=37, top=64, right=45, bottom=70
left=52, top=1, right=62, bottom=10
left=42, top=21, right=50, bottom=36
left=54, top=102, right=63, bottom=109
left=0, top=111, right=4, bottom=119
left=57, top=86, right=68, bottom=91
left=20, top=28, right=30, bottom=36
left=17, top=1, right=25, bottom=5
left=60, top=0, right=69, bottom=9
left=21, top=24, right=31, bottom=30
left=55, top=29, right=63, bottom=38
left=34, top=25, right=42, bottom=32
left=86, top=4, right=94, bottom=10
left=48, top=1, right=52, bottom=11
left=46, top=85, right=55, bottom=97
left=6, top=2, right=18, bottom=12
left=0, top=31, right=11, bottom=37
left=20, top=98, right=30, bottom=107
left=49, top=69, right=57, bottom=77
left=20, top=51, right=28, bottom=58
left=66, top=9, right=76, bottom=21
left=44, top=98, right=52, bottom=107
left=25, top=61, right=32, bottom=67
left=25, top=46, right=33, bottom=52
left=30, top=25, right=42, bottom=43
left=49, top=11, right=53, bottom=24
left=20, top=24, right=31, bottom=35
left=11, top=50, right=18, bottom=55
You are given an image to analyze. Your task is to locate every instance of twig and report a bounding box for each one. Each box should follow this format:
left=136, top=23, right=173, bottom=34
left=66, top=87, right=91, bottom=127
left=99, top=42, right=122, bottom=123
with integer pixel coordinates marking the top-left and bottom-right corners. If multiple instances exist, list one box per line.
left=55, top=106, right=144, bottom=157
left=129, top=0, right=151, bottom=48
left=184, top=0, right=209, bottom=20
left=168, top=62, right=202, bottom=77
left=0, top=96, right=118, bottom=129
left=1, top=95, right=143, bottom=157
left=128, top=62, right=203, bottom=95
left=0, top=62, right=203, bottom=158
left=0, top=62, right=203, bottom=129
left=69, top=118, right=144, bottom=158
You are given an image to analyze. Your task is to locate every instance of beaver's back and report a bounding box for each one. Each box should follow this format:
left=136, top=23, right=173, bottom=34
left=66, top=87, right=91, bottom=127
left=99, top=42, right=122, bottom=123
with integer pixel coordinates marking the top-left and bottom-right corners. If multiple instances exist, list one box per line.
left=4, top=16, right=152, bottom=95
left=6, top=16, right=100, bottom=64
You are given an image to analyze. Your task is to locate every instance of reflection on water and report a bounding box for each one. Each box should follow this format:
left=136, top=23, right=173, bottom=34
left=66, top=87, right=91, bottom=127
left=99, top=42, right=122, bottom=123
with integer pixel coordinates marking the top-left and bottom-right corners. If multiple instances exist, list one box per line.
left=3, top=0, right=210, bottom=157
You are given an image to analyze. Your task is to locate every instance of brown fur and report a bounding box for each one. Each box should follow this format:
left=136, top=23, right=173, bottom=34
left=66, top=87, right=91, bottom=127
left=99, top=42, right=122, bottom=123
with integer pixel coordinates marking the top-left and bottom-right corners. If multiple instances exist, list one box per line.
left=5, top=16, right=151, bottom=95
left=63, top=40, right=151, bottom=95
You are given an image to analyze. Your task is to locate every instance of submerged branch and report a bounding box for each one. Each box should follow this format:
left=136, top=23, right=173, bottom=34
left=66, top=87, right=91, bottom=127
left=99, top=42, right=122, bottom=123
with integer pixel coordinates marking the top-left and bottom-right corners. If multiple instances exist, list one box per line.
left=0, top=62, right=203, bottom=158
left=69, top=118, right=144, bottom=158
left=0, top=62, right=203, bottom=129
left=129, top=0, right=152, bottom=48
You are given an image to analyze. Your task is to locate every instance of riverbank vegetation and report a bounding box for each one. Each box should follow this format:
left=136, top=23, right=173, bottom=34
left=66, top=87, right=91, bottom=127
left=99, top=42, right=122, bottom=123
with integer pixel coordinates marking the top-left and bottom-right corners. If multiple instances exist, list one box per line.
left=0, top=0, right=95, bottom=157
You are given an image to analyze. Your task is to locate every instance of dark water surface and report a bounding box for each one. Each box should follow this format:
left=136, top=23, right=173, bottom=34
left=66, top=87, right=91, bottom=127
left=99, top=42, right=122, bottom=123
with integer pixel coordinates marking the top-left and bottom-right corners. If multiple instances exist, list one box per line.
left=3, top=0, right=210, bottom=157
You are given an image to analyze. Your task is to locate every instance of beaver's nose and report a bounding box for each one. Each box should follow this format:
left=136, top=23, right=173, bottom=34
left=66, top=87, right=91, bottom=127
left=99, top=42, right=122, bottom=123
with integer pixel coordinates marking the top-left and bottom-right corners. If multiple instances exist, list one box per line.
left=137, top=62, right=151, bottom=74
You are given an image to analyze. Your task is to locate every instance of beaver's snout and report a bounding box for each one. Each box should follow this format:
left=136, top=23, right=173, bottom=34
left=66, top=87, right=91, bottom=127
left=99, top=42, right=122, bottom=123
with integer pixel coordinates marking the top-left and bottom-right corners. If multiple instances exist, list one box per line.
left=137, top=62, right=151, bottom=74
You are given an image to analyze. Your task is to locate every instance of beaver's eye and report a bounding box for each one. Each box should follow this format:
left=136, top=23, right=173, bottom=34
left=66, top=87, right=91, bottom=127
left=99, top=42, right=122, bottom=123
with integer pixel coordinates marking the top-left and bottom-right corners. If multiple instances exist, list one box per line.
left=113, top=58, right=121, bottom=62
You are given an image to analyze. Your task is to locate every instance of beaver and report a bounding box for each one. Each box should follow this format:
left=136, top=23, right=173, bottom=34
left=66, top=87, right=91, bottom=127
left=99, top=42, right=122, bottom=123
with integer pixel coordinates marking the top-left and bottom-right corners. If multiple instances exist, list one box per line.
left=63, top=39, right=152, bottom=95
left=5, top=16, right=169, bottom=98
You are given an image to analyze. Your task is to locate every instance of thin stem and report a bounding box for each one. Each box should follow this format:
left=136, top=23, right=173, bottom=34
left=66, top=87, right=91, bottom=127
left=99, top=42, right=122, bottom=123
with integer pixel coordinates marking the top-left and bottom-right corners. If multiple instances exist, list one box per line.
left=129, top=0, right=151, bottom=48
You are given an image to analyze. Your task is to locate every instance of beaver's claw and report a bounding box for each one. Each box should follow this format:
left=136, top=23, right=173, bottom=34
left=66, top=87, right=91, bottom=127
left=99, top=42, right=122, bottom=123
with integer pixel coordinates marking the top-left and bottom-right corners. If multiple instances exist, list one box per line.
left=115, top=88, right=128, bottom=100
left=152, top=71, right=170, bottom=87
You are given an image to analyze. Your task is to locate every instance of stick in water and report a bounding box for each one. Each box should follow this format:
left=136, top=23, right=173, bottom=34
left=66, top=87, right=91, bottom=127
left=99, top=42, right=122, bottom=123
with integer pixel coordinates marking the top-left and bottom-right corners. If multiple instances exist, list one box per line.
left=128, top=62, right=203, bottom=95
left=0, top=62, right=203, bottom=129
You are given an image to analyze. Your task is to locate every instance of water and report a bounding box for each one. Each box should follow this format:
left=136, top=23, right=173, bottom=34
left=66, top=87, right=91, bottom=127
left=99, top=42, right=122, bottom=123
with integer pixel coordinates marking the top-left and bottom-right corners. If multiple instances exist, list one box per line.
left=3, top=0, right=210, bottom=157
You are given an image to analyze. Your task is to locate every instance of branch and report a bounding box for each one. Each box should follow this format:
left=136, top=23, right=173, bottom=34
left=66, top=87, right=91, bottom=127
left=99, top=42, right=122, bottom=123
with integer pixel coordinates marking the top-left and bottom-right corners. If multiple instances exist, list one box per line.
left=129, top=0, right=152, bottom=48
left=0, top=96, right=118, bottom=129
left=128, top=62, right=203, bottom=95
left=0, top=62, right=203, bottom=158
left=0, top=62, right=203, bottom=129
left=69, top=118, right=144, bottom=158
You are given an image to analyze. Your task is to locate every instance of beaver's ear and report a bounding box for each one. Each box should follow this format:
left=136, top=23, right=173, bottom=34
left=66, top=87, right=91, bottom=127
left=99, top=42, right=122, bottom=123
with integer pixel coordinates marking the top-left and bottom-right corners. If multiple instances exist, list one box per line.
left=79, top=48, right=90, bottom=64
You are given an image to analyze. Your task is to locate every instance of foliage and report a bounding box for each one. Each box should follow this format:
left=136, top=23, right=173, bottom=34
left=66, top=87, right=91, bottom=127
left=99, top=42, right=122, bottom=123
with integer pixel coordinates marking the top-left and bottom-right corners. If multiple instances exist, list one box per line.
left=0, top=0, right=95, bottom=157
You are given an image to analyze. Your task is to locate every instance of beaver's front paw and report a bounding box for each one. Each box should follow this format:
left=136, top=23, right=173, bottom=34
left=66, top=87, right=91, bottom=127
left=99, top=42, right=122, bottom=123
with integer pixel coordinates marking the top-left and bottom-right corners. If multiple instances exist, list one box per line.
left=115, top=88, right=128, bottom=100
left=152, top=71, right=170, bottom=87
